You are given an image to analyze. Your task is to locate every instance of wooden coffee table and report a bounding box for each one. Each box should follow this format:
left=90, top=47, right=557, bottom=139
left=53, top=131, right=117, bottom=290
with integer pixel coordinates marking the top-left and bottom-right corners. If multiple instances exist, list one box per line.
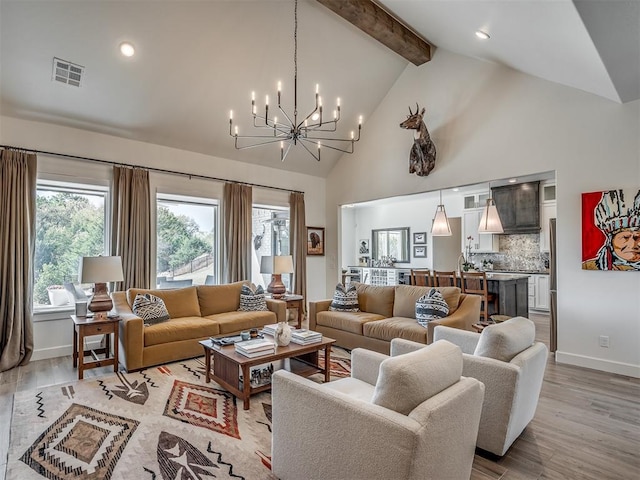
left=200, top=335, right=335, bottom=410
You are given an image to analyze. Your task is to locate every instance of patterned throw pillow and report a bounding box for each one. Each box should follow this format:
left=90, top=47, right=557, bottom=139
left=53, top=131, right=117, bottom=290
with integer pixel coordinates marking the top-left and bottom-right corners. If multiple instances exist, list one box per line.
left=132, top=293, right=170, bottom=326
left=416, top=288, right=449, bottom=326
left=329, top=283, right=360, bottom=312
left=238, top=284, right=269, bottom=311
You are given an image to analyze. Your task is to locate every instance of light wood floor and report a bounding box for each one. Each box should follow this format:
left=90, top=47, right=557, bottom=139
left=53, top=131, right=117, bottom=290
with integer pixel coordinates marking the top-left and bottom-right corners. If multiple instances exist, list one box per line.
left=1, top=313, right=639, bottom=479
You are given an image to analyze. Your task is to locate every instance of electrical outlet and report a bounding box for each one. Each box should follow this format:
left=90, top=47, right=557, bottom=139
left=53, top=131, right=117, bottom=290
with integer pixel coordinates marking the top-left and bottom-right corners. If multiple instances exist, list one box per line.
left=599, top=335, right=609, bottom=348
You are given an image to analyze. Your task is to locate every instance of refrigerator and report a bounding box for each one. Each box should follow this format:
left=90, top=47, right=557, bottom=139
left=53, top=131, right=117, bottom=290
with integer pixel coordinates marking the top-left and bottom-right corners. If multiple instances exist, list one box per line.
left=549, top=218, right=557, bottom=352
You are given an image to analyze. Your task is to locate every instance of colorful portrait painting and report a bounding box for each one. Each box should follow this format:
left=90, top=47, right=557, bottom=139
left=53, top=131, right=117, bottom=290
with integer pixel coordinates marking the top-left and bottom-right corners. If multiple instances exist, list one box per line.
left=581, top=189, right=640, bottom=271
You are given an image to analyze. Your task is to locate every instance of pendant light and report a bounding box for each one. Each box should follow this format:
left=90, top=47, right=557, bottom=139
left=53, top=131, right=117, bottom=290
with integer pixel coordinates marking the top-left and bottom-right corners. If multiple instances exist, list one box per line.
left=431, top=190, right=452, bottom=236
left=478, top=182, right=504, bottom=234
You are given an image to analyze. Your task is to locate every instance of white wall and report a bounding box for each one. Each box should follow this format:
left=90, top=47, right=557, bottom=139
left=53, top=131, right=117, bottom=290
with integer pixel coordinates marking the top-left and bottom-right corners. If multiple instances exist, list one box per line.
left=326, top=50, right=640, bottom=377
left=0, top=116, right=326, bottom=360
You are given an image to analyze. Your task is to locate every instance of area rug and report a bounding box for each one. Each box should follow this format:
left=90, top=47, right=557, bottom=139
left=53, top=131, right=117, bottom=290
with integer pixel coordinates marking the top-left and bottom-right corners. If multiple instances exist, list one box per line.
left=7, top=349, right=350, bottom=480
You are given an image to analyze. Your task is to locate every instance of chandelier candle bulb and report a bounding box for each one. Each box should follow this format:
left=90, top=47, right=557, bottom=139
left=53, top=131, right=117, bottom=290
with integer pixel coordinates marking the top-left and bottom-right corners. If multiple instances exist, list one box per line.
left=316, top=84, right=319, bottom=94
left=235, top=126, right=238, bottom=135
left=334, top=110, right=337, bottom=119
left=337, top=97, right=341, bottom=107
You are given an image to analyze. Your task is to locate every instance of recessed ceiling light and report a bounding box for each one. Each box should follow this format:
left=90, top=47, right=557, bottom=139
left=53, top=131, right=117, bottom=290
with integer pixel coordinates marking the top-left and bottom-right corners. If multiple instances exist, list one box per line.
left=119, top=42, right=135, bottom=57
left=311, top=113, right=320, bottom=121
left=475, top=30, right=490, bottom=40
left=509, top=178, right=517, bottom=183
left=452, top=188, right=460, bottom=192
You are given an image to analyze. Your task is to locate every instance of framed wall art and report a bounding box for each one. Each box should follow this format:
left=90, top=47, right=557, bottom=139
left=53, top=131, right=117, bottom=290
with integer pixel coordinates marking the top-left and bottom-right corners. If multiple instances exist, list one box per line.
left=413, top=232, right=427, bottom=244
left=581, top=188, right=640, bottom=271
left=307, top=226, right=325, bottom=256
left=413, top=245, right=427, bottom=258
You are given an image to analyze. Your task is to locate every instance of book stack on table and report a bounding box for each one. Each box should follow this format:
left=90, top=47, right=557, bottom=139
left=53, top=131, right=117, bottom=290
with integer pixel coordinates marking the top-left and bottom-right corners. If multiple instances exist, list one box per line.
left=235, top=338, right=276, bottom=358
left=291, top=329, right=322, bottom=345
left=261, top=324, right=279, bottom=337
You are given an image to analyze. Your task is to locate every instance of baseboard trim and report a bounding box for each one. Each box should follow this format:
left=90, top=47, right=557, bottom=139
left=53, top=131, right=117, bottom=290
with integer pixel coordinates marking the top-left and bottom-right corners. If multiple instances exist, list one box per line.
left=555, top=351, right=640, bottom=378
left=31, top=340, right=102, bottom=361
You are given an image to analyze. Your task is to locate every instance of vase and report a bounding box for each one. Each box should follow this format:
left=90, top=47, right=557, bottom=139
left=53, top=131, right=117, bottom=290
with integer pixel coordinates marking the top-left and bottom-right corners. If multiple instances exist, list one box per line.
left=274, top=321, right=292, bottom=347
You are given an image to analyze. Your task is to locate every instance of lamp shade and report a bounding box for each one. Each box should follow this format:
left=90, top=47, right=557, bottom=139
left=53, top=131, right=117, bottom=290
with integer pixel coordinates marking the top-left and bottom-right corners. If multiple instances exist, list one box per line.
left=80, top=256, right=124, bottom=283
left=431, top=205, right=452, bottom=236
left=478, top=199, right=504, bottom=234
left=260, top=255, right=294, bottom=274
left=260, top=255, right=274, bottom=274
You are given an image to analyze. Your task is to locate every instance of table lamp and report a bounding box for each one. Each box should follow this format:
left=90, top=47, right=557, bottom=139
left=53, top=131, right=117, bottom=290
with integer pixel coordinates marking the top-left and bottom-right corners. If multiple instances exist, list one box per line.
left=260, top=255, right=294, bottom=299
left=79, top=256, right=124, bottom=319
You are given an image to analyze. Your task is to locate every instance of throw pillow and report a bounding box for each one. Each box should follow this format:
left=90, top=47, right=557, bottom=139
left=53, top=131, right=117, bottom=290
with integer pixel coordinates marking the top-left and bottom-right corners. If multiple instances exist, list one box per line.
left=238, top=284, right=269, bottom=311
left=329, top=283, right=360, bottom=312
left=132, top=293, right=170, bottom=326
left=415, top=288, right=449, bottom=326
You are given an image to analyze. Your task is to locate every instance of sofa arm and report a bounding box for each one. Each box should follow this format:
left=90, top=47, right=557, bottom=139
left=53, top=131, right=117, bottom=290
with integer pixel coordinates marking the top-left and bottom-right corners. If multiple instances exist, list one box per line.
left=433, top=325, right=480, bottom=354
left=272, top=370, right=419, bottom=480
left=351, top=348, right=389, bottom=385
left=266, top=298, right=286, bottom=323
left=426, top=294, right=481, bottom=343
left=112, top=291, right=144, bottom=371
left=308, top=299, right=332, bottom=330
left=390, top=338, right=427, bottom=357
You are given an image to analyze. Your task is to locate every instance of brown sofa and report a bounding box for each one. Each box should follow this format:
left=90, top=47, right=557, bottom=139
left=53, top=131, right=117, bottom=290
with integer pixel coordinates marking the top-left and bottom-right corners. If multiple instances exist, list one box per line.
left=309, top=283, right=481, bottom=354
left=112, top=281, right=285, bottom=371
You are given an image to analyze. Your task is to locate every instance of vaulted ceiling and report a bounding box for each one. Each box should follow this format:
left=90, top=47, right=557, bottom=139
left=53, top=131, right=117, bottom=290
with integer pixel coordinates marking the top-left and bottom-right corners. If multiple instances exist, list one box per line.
left=1, top=0, right=638, bottom=178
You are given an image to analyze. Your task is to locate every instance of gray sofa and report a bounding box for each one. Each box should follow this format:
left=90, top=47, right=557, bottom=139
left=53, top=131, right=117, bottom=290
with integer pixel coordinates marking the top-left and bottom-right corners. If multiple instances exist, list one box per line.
left=309, top=283, right=481, bottom=354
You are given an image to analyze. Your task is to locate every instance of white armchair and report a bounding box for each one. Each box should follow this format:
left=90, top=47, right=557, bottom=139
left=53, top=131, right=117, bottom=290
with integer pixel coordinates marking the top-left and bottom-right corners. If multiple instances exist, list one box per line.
left=271, top=340, right=485, bottom=480
left=396, top=316, right=547, bottom=456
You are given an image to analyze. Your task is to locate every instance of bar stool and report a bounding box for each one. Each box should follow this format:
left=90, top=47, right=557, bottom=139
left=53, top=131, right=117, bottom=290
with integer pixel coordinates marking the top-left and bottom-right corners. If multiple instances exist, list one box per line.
left=433, top=270, right=457, bottom=287
left=410, top=269, right=433, bottom=286
left=460, top=271, right=496, bottom=322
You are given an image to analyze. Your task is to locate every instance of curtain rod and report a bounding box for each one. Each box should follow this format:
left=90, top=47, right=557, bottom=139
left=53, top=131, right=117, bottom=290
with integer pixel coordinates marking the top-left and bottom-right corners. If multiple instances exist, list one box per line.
left=0, top=144, right=304, bottom=195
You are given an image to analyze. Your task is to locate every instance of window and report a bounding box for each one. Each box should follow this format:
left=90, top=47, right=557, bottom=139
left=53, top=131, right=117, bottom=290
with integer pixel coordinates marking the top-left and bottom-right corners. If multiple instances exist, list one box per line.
left=34, top=182, right=107, bottom=310
left=156, top=195, right=217, bottom=288
left=253, top=206, right=290, bottom=290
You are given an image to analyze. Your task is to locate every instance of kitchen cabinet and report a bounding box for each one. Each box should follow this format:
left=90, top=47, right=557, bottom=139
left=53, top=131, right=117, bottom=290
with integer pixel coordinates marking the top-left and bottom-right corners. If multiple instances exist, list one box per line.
left=528, top=274, right=550, bottom=312
left=492, top=182, right=540, bottom=234
left=463, top=209, right=499, bottom=253
left=540, top=181, right=556, bottom=252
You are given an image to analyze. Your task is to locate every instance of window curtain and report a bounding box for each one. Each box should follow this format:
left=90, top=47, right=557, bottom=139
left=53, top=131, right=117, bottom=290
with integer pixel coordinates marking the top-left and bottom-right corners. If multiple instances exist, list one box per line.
left=289, top=192, right=307, bottom=314
left=223, top=182, right=252, bottom=283
left=0, top=150, right=36, bottom=372
left=111, top=166, right=151, bottom=291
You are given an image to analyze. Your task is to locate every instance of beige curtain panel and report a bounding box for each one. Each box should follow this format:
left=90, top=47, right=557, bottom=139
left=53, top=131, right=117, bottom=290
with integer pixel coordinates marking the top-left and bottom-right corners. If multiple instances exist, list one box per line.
left=289, top=191, right=307, bottom=314
left=0, top=150, right=37, bottom=372
left=223, top=182, right=252, bottom=283
left=111, top=166, right=151, bottom=291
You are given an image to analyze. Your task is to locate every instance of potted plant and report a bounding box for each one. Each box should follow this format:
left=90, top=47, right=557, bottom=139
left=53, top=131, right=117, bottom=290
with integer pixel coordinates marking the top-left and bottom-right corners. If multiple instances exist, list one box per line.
left=47, top=285, right=70, bottom=306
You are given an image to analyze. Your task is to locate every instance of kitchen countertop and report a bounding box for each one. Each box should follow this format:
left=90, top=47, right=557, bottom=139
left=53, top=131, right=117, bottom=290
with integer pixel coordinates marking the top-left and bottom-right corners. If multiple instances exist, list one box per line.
left=491, top=270, right=550, bottom=275
left=485, top=273, right=531, bottom=281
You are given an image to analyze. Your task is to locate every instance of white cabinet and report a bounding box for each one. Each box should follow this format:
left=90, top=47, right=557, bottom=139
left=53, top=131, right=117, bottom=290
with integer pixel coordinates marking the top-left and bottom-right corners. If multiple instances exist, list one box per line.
left=528, top=274, right=550, bottom=311
left=540, top=181, right=556, bottom=253
left=463, top=209, right=499, bottom=253
left=361, top=268, right=404, bottom=286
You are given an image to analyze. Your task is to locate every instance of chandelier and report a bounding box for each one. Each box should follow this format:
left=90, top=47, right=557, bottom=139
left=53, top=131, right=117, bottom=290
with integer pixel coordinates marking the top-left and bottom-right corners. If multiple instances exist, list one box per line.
left=228, top=0, right=362, bottom=162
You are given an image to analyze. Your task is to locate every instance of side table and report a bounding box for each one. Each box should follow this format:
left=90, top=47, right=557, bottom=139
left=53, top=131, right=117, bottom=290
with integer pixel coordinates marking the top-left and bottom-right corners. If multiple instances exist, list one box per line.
left=280, top=294, right=304, bottom=328
left=71, top=315, right=120, bottom=379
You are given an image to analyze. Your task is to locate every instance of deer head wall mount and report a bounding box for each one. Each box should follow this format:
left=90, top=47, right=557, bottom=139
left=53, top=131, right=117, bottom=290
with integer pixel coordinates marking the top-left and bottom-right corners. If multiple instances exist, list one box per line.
left=399, top=104, right=436, bottom=177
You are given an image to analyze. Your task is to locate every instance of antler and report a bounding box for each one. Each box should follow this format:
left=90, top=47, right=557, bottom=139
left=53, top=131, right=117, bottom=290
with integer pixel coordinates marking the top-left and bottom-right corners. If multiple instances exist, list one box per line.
left=408, top=105, right=414, bottom=115
left=415, top=102, right=420, bottom=113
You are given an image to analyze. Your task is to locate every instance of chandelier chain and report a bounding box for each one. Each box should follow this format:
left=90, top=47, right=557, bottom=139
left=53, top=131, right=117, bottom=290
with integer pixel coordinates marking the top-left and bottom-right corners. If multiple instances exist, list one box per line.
left=294, top=0, right=298, bottom=118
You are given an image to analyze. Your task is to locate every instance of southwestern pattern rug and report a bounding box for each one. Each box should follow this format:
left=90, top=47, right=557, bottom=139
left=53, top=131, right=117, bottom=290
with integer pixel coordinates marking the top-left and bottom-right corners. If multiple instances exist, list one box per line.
left=8, top=350, right=350, bottom=480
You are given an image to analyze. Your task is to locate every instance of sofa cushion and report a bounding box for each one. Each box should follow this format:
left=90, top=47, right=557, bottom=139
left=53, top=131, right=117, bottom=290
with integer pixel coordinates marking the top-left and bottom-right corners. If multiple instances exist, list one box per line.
left=393, top=285, right=461, bottom=317
left=371, top=340, right=462, bottom=415
left=416, top=289, right=449, bottom=326
left=322, top=377, right=376, bottom=403
left=127, top=286, right=201, bottom=319
left=363, top=317, right=428, bottom=344
left=354, top=283, right=395, bottom=317
left=197, top=281, right=246, bottom=316
left=132, top=293, right=170, bottom=325
left=238, top=284, right=269, bottom=311
left=144, top=316, right=220, bottom=347
left=329, top=283, right=360, bottom=312
left=317, top=311, right=386, bottom=335
left=205, top=310, right=276, bottom=334
left=474, top=316, right=535, bottom=362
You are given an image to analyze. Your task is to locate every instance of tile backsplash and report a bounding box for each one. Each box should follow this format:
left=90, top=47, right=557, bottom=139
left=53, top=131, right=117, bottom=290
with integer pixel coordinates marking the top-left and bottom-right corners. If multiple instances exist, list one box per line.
left=472, top=234, right=549, bottom=271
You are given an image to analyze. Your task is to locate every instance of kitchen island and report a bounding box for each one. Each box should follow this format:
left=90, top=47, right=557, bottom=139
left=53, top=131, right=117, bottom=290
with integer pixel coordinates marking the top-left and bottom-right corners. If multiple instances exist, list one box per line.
left=485, top=273, right=530, bottom=318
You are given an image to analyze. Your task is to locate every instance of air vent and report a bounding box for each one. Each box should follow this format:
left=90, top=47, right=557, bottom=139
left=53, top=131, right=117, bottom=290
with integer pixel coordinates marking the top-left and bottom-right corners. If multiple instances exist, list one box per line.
left=52, top=57, right=84, bottom=87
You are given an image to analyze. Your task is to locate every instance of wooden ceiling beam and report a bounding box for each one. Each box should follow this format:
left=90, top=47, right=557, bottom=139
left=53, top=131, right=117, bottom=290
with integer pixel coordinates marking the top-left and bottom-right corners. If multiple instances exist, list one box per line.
left=315, top=0, right=432, bottom=65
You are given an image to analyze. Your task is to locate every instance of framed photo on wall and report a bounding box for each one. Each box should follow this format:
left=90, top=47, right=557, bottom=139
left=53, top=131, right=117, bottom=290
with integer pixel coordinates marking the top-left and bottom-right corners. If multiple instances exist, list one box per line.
left=413, top=232, right=427, bottom=244
left=413, top=245, right=427, bottom=258
left=307, top=226, right=325, bottom=256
